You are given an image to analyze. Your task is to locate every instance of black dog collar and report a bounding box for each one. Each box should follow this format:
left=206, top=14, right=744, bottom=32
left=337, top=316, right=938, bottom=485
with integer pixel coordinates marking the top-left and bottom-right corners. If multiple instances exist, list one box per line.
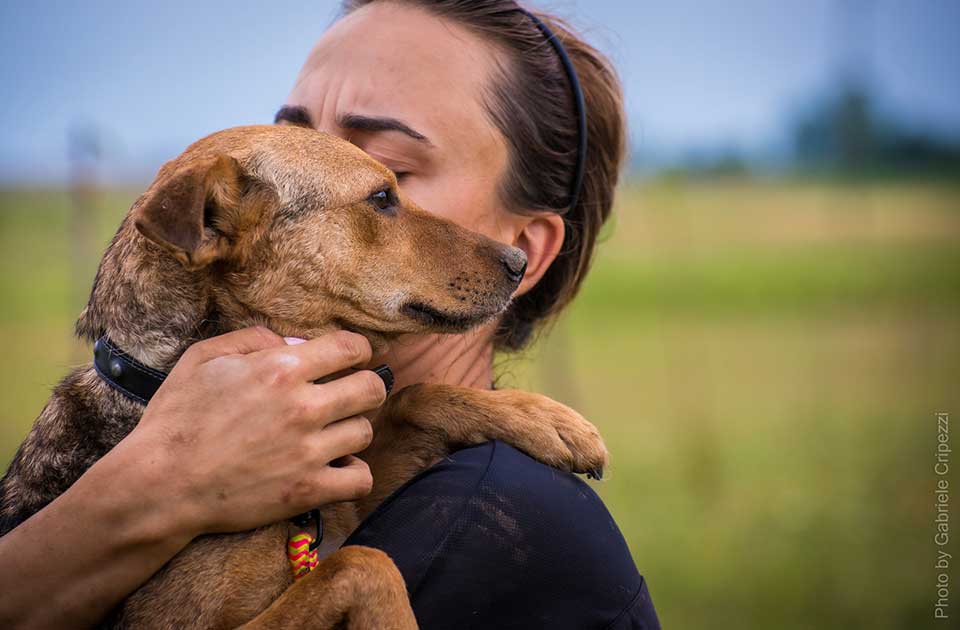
left=93, top=336, right=167, bottom=405
left=93, top=335, right=322, bottom=549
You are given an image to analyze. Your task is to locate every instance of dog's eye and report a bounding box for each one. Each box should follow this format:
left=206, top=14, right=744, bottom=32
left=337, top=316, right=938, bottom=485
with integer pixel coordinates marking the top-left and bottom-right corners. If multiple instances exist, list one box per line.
left=369, top=189, right=396, bottom=215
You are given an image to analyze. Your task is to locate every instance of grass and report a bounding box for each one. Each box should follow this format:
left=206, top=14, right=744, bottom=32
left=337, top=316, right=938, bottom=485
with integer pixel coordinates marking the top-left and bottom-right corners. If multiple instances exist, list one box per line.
left=2, top=178, right=959, bottom=629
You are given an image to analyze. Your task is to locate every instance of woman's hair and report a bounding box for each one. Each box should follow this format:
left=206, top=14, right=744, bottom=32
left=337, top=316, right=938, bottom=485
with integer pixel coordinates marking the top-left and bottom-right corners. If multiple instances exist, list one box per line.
left=341, top=0, right=627, bottom=350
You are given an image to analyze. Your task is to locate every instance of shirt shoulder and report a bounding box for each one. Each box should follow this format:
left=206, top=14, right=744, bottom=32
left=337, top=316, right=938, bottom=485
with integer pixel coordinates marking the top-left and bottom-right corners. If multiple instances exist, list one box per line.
left=346, top=441, right=660, bottom=630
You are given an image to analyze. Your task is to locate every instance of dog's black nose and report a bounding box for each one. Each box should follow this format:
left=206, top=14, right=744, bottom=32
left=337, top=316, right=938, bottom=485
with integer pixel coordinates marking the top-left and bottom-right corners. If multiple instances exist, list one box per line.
left=501, top=248, right=528, bottom=284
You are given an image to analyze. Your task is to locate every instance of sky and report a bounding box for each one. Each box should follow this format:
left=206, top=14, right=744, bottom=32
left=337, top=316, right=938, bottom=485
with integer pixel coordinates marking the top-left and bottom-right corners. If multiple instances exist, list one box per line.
left=1, top=0, right=958, bottom=183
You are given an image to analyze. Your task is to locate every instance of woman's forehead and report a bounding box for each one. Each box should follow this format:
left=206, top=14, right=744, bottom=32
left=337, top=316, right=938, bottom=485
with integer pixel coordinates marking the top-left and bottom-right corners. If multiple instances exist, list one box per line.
left=291, top=3, right=502, bottom=151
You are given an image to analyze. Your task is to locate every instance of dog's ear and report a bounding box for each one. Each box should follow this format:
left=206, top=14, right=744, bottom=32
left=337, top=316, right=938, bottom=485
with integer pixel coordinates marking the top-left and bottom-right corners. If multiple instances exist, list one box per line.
left=132, top=154, right=242, bottom=269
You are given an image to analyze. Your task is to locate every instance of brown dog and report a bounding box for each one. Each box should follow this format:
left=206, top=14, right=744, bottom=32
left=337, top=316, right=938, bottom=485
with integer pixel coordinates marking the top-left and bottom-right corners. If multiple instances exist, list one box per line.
left=0, top=125, right=607, bottom=629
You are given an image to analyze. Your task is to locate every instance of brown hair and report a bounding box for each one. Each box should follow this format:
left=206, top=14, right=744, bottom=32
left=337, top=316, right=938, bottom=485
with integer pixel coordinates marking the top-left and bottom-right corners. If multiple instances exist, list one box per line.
left=342, top=0, right=627, bottom=350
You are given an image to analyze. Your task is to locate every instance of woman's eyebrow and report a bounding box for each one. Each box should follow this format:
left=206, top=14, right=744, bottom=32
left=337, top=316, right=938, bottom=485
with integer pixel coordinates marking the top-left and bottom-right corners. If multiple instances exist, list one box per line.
left=274, top=105, right=314, bottom=128
left=338, top=113, right=433, bottom=147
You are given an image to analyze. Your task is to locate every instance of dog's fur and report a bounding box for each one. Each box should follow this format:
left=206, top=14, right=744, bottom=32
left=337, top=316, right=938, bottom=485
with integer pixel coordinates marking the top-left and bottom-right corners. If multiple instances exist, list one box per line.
left=0, top=125, right=607, bottom=629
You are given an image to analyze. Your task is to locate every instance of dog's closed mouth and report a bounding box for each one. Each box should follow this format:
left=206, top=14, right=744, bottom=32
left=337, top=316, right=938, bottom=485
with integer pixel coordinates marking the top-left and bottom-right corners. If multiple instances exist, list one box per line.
left=401, top=301, right=495, bottom=331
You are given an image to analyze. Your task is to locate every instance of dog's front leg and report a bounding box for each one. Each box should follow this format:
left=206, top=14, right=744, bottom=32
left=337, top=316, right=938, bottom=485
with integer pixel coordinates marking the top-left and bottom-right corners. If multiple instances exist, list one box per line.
left=356, top=383, right=609, bottom=518
left=239, top=545, right=416, bottom=630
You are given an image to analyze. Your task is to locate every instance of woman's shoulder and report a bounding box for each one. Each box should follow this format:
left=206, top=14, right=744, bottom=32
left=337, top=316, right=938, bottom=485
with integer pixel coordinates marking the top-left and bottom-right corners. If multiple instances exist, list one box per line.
left=346, top=441, right=660, bottom=629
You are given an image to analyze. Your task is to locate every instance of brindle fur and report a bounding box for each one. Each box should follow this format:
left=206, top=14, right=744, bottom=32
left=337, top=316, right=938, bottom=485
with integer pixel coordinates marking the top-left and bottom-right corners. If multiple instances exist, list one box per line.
left=0, top=126, right=607, bottom=629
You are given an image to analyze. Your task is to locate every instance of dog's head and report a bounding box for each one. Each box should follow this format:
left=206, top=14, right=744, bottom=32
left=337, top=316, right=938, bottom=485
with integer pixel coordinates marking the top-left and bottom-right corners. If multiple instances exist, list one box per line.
left=128, top=125, right=526, bottom=344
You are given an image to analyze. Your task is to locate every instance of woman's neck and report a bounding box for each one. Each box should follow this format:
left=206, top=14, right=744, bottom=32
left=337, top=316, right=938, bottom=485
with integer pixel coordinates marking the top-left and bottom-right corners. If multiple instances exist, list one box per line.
left=373, top=322, right=496, bottom=392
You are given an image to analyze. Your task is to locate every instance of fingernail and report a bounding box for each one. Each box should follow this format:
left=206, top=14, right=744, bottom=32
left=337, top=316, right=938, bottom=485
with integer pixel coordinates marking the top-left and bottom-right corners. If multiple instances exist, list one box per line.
left=373, top=364, right=394, bottom=396
left=284, top=337, right=306, bottom=345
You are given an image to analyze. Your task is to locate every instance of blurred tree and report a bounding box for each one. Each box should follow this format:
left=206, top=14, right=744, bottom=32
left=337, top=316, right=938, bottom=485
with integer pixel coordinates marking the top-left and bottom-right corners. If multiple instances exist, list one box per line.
left=68, top=122, right=103, bottom=360
left=792, top=85, right=960, bottom=177
left=793, top=84, right=874, bottom=173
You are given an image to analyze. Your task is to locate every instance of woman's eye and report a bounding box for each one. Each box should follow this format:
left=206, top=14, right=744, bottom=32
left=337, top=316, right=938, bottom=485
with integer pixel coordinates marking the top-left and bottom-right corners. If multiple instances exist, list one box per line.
left=369, top=189, right=396, bottom=214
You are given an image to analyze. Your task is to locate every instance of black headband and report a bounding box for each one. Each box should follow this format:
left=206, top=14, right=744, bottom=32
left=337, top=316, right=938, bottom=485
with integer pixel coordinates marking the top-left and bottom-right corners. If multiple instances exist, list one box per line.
left=518, top=8, right=588, bottom=211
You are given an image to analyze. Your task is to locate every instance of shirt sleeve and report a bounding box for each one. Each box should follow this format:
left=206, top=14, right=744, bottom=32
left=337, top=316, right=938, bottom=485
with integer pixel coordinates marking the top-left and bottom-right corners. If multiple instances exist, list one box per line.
left=344, top=440, right=661, bottom=630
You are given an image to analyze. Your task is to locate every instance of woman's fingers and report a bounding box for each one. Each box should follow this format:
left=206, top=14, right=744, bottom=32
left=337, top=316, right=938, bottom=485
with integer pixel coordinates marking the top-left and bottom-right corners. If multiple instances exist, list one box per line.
left=254, top=331, right=373, bottom=383
left=308, top=369, right=388, bottom=421
left=184, top=326, right=286, bottom=363
left=312, top=456, right=373, bottom=503
left=311, top=416, right=374, bottom=463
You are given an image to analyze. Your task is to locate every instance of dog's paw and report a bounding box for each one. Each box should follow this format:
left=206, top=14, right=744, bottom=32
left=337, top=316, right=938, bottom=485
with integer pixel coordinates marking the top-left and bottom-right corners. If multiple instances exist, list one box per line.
left=500, top=391, right=609, bottom=477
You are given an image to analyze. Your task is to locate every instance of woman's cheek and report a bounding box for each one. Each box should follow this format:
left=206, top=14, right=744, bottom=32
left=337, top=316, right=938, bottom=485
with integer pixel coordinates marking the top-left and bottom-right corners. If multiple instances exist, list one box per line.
left=401, top=179, right=452, bottom=219
left=401, top=172, right=508, bottom=242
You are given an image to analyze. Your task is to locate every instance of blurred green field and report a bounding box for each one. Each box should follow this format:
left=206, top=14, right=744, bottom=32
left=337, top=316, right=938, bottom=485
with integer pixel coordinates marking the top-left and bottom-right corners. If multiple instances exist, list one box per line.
left=2, top=179, right=958, bottom=629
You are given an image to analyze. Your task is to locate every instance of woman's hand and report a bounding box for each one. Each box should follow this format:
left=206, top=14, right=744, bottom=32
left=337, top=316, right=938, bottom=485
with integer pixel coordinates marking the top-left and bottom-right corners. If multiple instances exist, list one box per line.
left=121, top=326, right=387, bottom=538
left=0, top=327, right=387, bottom=629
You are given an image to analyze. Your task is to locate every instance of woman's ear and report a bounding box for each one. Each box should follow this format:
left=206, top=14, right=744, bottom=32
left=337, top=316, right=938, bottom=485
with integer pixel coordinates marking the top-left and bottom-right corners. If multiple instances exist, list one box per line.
left=512, top=213, right=565, bottom=297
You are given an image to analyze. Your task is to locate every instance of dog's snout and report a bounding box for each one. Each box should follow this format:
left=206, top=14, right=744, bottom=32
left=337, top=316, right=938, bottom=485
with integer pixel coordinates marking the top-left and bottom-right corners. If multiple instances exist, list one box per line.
left=501, top=248, right=528, bottom=284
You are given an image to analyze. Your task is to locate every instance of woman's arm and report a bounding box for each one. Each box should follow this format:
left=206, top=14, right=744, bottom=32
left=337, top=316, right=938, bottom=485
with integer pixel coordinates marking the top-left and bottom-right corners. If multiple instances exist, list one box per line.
left=0, top=433, right=197, bottom=629
left=0, top=327, right=387, bottom=629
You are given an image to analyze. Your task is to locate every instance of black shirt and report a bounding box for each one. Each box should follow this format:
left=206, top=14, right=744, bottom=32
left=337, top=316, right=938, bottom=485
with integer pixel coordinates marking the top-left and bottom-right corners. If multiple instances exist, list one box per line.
left=345, top=441, right=660, bottom=629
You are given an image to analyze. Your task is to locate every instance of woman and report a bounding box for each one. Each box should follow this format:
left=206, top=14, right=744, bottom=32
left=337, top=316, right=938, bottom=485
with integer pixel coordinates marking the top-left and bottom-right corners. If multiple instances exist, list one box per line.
left=0, top=1, right=658, bottom=628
